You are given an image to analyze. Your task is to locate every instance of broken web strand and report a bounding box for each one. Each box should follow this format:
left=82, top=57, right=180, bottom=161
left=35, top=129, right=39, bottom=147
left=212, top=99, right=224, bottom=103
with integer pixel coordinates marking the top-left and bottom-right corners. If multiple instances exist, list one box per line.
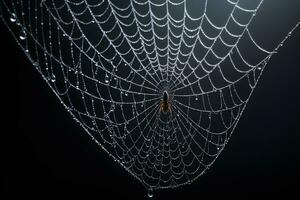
left=1, top=0, right=299, bottom=196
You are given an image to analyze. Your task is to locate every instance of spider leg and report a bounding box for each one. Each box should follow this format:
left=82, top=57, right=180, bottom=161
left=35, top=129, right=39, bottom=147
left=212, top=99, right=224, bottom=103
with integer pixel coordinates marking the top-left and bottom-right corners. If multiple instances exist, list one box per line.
left=168, top=101, right=173, bottom=118
left=158, top=101, right=162, bottom=117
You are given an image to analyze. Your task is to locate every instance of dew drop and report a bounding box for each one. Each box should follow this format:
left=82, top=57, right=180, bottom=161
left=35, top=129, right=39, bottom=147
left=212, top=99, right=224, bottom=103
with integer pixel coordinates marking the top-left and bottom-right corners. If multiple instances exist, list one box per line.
left=33, top=61, right=38, bottom=66
left=110, top=104, right=115, bottom=112
left=10, top=13, right=17, bottom=23
left=125, top=92, right=128, bottom=96
left=147, top=188, right=154, bottom=198
left=195, top=97, right=198, bottom=100
left=19, top=29, right=26, bottom=40
left=105, top=73, right=110, bottom=84
left=51, top=74, right=56, bottom=82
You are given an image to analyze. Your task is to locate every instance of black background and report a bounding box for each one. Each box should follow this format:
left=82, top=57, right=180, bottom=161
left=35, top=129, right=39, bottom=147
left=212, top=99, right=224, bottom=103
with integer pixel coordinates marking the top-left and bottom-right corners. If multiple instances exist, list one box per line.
left=3, top=2, right=300, bottom=200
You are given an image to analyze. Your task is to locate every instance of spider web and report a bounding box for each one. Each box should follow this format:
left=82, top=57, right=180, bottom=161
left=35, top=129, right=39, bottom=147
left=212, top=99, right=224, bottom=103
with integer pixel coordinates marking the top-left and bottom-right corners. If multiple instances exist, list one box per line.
left=2, top=0, right=299, bottom=194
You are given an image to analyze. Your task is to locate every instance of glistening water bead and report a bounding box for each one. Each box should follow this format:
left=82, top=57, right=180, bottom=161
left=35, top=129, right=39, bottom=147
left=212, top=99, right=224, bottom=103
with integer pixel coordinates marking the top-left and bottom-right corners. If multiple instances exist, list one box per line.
left=147, top=188, right=153, bottom=198
left=19, top=29, right=26, bottom=40
left=105, top=73, right=109, bottom=84
left=51, top=74, right=56, bottom=82
left=10, top=13, right=16, bottom=22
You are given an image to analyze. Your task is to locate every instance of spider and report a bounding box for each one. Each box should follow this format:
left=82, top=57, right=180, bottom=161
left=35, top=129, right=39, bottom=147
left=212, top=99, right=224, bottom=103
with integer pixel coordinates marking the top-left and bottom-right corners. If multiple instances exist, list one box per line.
left=158, top=91, right=173, bottom=117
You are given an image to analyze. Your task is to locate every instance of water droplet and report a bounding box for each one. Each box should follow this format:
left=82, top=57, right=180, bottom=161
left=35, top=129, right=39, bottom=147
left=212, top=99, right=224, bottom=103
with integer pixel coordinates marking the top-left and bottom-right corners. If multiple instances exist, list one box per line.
left=147, top=188, right=154, bottom=198
left=258, top=67, right=262, bottom=70
left=110, top=104, right=115, bottom=112
left=51, top=74, right=56, bottom=82
left=125, top=92, right=128, bottom=96
left=195, top=97, right=198, bottom=100
left=217, top=147, right=220, bottom=150
left=19, top=29, right=26, bottom=40
left=10, top=13, right=17, bottom=23
left=105, top=73, right=110, bottom=84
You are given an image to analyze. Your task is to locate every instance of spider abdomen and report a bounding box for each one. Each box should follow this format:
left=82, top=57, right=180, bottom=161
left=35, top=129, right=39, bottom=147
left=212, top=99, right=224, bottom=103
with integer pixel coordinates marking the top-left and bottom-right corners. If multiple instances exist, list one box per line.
left=162, top=100, right=169, bottom=113
left=161, top=91, right=170, bottom=114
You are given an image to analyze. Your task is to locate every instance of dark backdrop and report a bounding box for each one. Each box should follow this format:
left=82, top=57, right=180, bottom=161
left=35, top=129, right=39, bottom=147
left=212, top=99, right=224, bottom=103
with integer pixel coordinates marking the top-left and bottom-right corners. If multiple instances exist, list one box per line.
left=3, top=3, right=300, bottom=200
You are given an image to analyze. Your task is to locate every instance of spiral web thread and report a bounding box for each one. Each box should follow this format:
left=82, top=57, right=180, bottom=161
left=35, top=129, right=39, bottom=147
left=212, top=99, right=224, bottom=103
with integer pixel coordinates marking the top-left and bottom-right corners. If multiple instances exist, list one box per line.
left=2, top=0, right=299, bottom=192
